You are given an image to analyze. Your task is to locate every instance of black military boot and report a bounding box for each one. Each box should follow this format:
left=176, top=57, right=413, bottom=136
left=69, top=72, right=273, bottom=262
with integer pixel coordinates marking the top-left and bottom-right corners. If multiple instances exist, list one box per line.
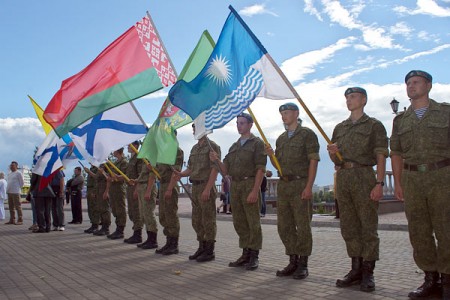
left=360, top=260, right=376, bottom=292
left=196, top=241, right=215, bottom=262
left=293, top=256, right=309, bottom=279
left=93, top=224, right=109, bottom=236
left=189, top=241, right=205, bottom=260
left=155, top=236, right=170, bottom=254
left=84, top=224, right=98, bottom=234
left=162, top=236, right=179, bottom=255
left=245, top=249, right=259, bottom=271
left=442, top=273, right=450, bottom=300
left=108, top=226, right=125, bottom=240
left=229, top=248, right=250, bottom=267
left=336, top=257, right=363, bottom=287
left=124, top=229, right=142, bottom=244
left=408, top=271, right=441, bottom=299
left=138, top=231, right=158, bottom=249
left=276, top=255, right=298, bottom=277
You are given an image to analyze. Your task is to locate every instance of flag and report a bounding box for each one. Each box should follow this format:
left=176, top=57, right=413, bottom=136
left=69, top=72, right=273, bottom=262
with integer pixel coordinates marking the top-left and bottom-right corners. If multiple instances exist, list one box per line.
left=33, top=131, right=81, bottom=177
left=70, top=102, right=148, bottom=166
left=44, top=12, right=177, bottom=137
left=169, top=6, right=294, bottom=137
left=139, top=31, right=215, bottom=165
left=29, top=95, right=53, bottom=135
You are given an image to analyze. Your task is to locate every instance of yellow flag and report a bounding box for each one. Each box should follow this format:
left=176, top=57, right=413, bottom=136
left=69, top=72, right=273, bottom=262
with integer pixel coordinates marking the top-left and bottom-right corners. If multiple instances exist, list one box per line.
left=28, top=95, right=52, bottom=135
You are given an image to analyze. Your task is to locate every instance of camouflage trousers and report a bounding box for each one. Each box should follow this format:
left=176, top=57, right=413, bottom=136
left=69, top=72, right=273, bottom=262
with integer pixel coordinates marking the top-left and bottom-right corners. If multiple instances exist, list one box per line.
left=277, top=179, right=313, bottom=256
left=158, top=182, right=180, bottom=237
left=191, top=183, right=217, bottom=242
left=402, top=166, right=450, bottom=274
left=137, top=183, right=158, bottom=233
left=86, top=189, right=98, bottom=225
left=110, top=184, right=127, bottom=227
left=127, top=185, right=143, bottom=231
left=93, top=184, right=111, bottom=226
left=336, top=167, right=379, bottom=261
left=230, top=179, right=262, bottom=250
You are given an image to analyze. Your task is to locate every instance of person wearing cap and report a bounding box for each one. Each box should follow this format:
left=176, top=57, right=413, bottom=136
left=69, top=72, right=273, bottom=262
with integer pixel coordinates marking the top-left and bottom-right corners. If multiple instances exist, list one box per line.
left=266, top=102, right=320, bottom=280
left=210, top=112, right=267, bottom=270
left=327, top=87, right=388, bottom=292
left=171, top=123, right=221, bottom=262
left=391, top=70, right=450, bottom=299
left=154, top=145, right=184, bottom=255
left=123, top=141, right=144, bottom=244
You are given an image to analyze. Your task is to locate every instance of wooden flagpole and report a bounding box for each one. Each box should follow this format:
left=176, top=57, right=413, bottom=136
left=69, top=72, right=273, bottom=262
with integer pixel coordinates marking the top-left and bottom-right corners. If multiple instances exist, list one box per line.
left=246, top=107, right=284, bottom=176
left=129, top=143, right=162, bottom=180
left=264, top=53, right=343, bottom=162
left=107, top=159, right=130, bottom=182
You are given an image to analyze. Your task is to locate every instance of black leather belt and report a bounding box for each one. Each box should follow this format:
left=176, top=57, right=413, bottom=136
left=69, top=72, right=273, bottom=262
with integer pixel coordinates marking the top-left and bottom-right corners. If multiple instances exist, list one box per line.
left=338, top=162, right=372, bottom=169
left=404, top=158, right=450, bottom=172
left=189, top=179, right=208, bottom=185
left=280, top=175, right=302, bottom=182
left=232, top=176, right=255, bottom=181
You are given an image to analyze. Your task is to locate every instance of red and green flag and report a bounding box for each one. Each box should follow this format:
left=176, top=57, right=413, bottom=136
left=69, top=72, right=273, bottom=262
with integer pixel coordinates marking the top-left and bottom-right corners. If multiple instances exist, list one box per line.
left=138, top=30, right=215, bottom=165
left=44, top=12, right=176, bottom=137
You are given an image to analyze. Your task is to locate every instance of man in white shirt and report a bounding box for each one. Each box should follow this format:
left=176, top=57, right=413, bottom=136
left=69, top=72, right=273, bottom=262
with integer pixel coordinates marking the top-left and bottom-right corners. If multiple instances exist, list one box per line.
left=0, top=172, right=7, bottom=221
left=6, top=161, right=24, bottom=225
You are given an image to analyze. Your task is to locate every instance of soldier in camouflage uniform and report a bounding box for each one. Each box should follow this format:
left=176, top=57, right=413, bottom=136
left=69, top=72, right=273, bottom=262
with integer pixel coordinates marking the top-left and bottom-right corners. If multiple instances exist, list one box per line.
left=123, top=142, right=144, bottom=244
left=391, top=70, right=450, bottom=300
left=92, top=164, right=111, bottom=236
left=132, top=162, right=159, bottom=250
left=210, top=113, right=267, bottom=271
left=172, top=124, right=221, bottom=262
left=327, top=87, right=388, bottom=293
left=107, top=148, right=128, bottom=240
left=266, top=103, right=320, bottom=279
left=83, top=165, right=99, bottom=233
left=154, top=147, right=184, bottom=255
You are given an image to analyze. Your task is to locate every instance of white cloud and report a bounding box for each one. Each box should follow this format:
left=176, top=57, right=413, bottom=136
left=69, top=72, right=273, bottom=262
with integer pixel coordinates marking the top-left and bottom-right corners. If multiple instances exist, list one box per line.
left=239, top=4, right=278, bottom=17
left=280, top=37, right=356, bottom=83
left=390, top=22, right=413, bottom=38
left=304, top=0, right=323, bottom=21
left=395, top=0, right=450, bottom=17
left=316, top=0, right=404, bottom=50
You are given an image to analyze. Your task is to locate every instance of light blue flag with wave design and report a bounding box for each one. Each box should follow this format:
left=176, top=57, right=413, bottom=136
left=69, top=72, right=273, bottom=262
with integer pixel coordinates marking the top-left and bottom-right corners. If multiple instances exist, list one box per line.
left=169, top=5, right=294, bottom=138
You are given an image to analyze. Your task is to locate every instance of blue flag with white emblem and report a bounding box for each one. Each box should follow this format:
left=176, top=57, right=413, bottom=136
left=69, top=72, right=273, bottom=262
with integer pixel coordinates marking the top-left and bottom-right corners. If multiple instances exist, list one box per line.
left=169, top=6, right=294, bottom=137
left=69, top=102, right=148, bottom=166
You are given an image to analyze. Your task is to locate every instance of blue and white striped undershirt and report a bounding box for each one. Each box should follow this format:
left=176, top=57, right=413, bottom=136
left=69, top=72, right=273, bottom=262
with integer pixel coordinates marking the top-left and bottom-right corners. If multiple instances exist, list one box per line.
left=414, top=106, right=428, bottom=119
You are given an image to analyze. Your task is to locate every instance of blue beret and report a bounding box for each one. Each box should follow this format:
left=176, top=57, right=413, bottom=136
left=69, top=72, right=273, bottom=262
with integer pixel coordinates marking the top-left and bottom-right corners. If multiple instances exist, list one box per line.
left=237, top=112, right=253, bottom=123
left=405, top=70, right=432, bottom=83
left=344, top=87, right=367, bottom=97
left=279, top=102, right=299, bottom=112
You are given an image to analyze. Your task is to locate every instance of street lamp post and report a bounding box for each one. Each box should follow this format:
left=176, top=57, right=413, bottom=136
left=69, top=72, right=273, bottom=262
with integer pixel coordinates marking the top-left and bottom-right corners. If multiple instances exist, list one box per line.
left=390, top=98, right=399, bottom=115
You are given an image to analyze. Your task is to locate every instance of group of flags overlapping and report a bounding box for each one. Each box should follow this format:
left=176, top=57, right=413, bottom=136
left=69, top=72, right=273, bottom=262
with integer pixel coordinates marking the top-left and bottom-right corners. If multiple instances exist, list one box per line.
left=31, top=5, right=327, bottom=183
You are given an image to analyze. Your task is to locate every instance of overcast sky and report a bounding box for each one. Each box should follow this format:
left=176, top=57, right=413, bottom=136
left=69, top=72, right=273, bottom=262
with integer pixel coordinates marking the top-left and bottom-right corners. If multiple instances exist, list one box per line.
left=1, top=0, right=450, bottom=185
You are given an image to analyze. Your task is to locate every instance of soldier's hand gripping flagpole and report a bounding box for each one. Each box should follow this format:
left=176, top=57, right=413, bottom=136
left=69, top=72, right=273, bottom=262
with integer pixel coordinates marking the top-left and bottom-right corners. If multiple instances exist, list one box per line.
left=170, top=166, right=193, bottom=201
left=129, top=143, right=162, bottom=180
left=246, top=106, right=284, bottom=176
left=107, top=159, right=130, bottom=182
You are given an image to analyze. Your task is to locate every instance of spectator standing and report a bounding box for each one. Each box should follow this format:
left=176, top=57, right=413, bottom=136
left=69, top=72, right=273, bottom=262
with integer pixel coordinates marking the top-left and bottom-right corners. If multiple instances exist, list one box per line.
left=5, top=161, right=24, bottom=225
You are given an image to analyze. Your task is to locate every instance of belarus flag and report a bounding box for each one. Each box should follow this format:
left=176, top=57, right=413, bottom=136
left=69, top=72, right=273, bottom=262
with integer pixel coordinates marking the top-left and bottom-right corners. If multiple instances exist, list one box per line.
left=44, top=13, right=176, bottom=137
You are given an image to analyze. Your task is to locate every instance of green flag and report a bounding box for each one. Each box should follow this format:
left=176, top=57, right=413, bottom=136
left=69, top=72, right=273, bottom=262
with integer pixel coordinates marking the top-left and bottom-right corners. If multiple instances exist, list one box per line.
left=138, top=30, right=215, bottom=165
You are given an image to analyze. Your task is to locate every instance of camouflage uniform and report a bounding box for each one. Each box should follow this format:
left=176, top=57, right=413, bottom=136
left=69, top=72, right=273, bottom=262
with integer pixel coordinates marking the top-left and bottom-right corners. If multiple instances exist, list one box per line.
left=156, top=148, right=184, bottom=238
left=126, top=154, right=143, bottom=231
left=224, top=134, right=267, bottom=250
left=95, top=170, right=111, bottom=226
left=136, top=164, right=158, bottom=233
left=275, top=125, right=320, bottom=256
left=390, top=99, right=450, bottom=275
left=110, top=158, right=128, bottom=227
left=187, top=138, right=221, bottom=243
left=332, top=113, right=388, bottom=261
left=86, top=166, right=98, bottom=225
